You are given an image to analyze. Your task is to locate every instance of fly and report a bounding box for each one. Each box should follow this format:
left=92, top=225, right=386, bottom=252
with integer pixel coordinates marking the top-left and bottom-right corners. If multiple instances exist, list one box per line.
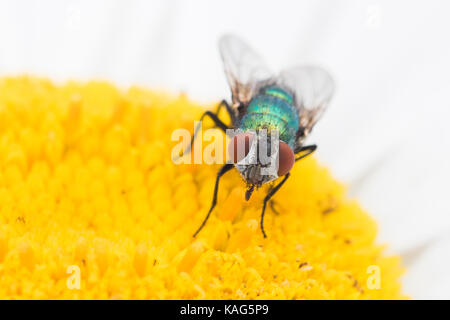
left=186, top=34, right=335, bottom=238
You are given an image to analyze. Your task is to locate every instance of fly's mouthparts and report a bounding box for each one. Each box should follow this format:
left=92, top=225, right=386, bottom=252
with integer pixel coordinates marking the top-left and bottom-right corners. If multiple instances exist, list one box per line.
left=245, top=185, right=255, bottom=201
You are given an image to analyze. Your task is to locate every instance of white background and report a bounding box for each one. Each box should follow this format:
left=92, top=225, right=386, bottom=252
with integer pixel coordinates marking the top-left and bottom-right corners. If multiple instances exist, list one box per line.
left=0, top=0, right=449, bottom=299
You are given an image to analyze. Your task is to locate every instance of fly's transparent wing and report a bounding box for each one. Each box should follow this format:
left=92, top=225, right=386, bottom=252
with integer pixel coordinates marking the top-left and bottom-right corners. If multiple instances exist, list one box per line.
left=219, top=34, right=272, bottom=106
left=277, top=66, right=335, bottom=135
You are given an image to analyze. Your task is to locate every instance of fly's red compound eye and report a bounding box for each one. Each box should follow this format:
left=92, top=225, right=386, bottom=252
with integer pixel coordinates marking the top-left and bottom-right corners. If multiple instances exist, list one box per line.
left=278, top=142, right=294, bottom=176
left=228, top=133, right=254, bottom=163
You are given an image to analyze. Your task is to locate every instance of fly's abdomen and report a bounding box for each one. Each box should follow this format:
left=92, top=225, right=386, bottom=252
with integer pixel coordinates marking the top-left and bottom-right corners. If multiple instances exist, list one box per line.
left=239, top=87, right=299, bottom=147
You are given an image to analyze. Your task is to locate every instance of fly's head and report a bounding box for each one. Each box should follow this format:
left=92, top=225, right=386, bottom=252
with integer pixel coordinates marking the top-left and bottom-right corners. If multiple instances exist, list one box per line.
left=228, top=130, right=295, bottom=201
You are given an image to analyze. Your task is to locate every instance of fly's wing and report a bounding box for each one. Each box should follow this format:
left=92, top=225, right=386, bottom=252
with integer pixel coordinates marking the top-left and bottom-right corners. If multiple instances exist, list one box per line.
left=277, top=66, right=335, bottom=136
left=219, top=34, right=273, bottom=106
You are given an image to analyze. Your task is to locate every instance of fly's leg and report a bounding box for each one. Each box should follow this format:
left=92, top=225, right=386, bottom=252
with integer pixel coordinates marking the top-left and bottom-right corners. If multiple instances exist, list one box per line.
left=179, top=107, right=232, bottom=158
left=260, top=173, right=290, bottom=238
left=215, top=99, right=236, bottom=126
left=294, top=145, right=317, bottom=162
left=193, top=163, right=234, bottom=237
left=261, top=145, right=315, bottom=236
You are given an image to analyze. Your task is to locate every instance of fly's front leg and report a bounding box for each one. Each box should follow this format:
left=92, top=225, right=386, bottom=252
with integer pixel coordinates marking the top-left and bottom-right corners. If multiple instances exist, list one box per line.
left=294, top=145, right=317, bottom=162
left=260, top=173, right=290, bottom=238
left=193, top=163, right=234, bottom=237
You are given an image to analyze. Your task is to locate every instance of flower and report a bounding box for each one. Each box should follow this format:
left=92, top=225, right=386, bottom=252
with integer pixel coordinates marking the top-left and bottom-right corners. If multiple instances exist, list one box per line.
left=0, top=76, right=405, bottom=299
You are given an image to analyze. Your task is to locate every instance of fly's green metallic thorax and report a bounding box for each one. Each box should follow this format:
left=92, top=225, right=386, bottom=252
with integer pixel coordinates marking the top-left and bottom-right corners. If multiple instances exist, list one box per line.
left=238, top=86, right=299, bottom=147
